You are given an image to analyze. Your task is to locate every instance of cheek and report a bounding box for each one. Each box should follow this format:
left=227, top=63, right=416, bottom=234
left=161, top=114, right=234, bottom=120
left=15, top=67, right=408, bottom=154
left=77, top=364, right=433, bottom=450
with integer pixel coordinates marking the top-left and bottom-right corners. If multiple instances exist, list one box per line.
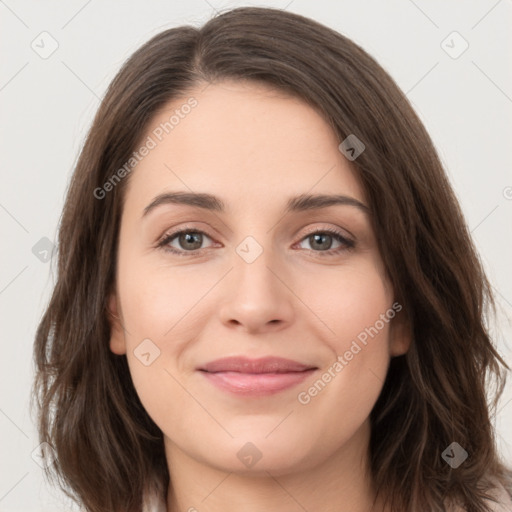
left=118, top=253, right=213, bottom=341
left=307, top=261, right=393, bottom=353
left=296, top=263, right=393, bottom=416
left=116, top=255, right=222, bottom=422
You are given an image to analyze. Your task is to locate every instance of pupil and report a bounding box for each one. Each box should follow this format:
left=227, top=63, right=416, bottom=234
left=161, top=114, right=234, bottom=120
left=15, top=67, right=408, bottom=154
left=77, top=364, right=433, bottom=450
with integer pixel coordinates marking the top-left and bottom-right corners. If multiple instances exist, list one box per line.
left=181, top=232, right=202, bottom=249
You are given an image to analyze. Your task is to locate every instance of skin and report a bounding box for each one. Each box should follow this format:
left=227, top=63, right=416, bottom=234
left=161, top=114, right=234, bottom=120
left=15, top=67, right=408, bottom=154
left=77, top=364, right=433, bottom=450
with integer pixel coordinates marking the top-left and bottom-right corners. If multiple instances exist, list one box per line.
left=108, top=80, right=411, bottom=512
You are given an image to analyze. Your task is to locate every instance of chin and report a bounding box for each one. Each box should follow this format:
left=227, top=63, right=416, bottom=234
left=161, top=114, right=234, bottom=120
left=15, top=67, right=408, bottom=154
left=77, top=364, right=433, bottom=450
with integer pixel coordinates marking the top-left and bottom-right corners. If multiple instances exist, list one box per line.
left=201, top=434, right=321, bottom=477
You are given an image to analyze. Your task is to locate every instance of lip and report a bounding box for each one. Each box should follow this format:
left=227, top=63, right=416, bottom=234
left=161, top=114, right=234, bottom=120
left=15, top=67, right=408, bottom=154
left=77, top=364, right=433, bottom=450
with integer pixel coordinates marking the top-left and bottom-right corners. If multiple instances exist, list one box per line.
left=198, top=356, right=317, bottom=396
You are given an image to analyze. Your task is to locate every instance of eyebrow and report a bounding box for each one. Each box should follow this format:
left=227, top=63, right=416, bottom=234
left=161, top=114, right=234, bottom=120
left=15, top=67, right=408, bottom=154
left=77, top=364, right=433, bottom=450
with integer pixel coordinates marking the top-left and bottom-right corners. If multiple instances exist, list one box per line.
left=142, top=191, right=370, bottom=218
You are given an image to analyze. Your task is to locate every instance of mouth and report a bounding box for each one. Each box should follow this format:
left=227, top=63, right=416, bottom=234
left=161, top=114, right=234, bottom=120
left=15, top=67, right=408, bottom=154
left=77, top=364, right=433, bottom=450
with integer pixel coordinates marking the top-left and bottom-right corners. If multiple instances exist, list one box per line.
left=198, top=356, right=318, bottom=396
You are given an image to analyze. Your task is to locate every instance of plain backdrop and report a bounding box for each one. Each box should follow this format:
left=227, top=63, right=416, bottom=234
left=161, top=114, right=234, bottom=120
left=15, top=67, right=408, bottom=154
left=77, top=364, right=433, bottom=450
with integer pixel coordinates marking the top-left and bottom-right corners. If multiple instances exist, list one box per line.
left=1, top=1, right=511, bottom=510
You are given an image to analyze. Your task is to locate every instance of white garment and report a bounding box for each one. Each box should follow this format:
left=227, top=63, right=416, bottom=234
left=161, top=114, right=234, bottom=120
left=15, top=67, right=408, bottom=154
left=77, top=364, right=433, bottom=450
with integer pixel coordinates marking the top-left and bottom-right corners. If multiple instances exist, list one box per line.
left=142, top=490, right=167, bottom=512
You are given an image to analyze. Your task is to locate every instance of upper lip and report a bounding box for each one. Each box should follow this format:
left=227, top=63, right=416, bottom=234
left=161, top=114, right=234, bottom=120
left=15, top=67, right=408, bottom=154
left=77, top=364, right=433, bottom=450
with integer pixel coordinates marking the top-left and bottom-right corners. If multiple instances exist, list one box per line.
left=199, top=356, right=317, bottom=374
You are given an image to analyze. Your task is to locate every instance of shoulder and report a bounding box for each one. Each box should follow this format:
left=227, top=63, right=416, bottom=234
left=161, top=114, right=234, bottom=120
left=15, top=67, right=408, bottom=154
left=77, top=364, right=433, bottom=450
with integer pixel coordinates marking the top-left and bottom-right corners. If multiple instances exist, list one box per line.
left=484, top=481, right=512, bottom=511
left=446, top=480, right=512, bottom=512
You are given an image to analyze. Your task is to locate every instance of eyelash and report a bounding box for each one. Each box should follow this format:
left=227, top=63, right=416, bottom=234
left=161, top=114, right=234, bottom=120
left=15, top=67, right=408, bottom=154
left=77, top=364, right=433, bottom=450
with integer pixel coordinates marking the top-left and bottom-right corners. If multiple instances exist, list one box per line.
left=156, top=225, right=356, bottom=258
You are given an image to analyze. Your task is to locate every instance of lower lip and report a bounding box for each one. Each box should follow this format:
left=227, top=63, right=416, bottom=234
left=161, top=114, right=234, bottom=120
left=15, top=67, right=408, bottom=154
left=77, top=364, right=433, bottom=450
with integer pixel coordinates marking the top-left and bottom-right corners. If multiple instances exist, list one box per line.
left=200, top=369, right=316, bottom=396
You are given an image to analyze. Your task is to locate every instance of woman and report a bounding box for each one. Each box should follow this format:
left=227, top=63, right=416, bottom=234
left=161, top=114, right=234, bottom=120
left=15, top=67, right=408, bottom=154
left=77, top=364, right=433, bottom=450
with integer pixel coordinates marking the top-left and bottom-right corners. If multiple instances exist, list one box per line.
left=33, top=6, right=512, bottom=512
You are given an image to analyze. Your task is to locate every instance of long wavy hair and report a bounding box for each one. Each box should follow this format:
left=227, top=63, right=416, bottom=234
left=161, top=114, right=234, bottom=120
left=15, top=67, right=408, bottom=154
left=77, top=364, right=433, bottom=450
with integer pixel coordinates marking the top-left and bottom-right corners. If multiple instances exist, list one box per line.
left=32, top=6, right=511, bottom=512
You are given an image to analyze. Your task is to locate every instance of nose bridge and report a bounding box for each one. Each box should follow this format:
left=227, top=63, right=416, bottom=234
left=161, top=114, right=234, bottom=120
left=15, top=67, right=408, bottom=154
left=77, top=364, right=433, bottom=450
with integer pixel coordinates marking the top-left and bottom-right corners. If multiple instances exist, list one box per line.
left=234, top=233, right=283, bottom=301
left=217, top=233, right=295, bottom=332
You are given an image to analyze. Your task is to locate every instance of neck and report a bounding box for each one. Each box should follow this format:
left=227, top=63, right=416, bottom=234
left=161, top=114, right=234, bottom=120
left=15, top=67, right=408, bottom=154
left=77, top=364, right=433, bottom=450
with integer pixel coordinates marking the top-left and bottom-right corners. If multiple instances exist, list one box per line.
left=164, top=419, right=387, bottom=512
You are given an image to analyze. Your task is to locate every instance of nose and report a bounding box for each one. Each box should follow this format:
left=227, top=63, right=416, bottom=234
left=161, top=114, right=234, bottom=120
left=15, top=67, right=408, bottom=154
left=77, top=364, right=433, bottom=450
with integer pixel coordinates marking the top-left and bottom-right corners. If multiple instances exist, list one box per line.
left=217, top=245, right=295, bottom=334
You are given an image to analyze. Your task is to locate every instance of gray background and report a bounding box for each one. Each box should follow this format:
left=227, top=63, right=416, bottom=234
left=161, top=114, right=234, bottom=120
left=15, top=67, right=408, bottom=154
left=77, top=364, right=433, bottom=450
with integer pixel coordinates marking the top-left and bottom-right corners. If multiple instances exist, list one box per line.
left=1, top=0, right=511, bottom=510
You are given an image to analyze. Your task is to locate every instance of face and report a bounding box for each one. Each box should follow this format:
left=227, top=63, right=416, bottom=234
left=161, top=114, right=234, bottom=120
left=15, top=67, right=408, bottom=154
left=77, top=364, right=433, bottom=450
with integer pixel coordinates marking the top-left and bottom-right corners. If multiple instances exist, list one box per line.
left=108, top=80, right=410, bottom=476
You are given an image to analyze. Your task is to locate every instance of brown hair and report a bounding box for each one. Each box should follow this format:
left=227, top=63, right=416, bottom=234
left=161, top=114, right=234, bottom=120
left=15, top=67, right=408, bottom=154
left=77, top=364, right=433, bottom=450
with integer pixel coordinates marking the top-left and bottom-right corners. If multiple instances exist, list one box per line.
left=32, top=6, right=511, bottom=512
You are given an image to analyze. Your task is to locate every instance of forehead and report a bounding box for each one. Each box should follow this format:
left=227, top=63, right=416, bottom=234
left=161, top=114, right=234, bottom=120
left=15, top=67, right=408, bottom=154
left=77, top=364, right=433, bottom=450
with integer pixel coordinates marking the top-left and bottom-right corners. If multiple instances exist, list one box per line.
left=123, top=80, right=366, bottom=214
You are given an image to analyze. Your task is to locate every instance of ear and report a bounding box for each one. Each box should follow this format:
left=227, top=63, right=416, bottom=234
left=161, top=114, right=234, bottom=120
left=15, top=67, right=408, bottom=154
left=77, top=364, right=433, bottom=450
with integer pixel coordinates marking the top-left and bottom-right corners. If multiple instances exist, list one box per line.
left=388, top=304, right=412, bottom=357
left=108, top=293, right=127, bottom=355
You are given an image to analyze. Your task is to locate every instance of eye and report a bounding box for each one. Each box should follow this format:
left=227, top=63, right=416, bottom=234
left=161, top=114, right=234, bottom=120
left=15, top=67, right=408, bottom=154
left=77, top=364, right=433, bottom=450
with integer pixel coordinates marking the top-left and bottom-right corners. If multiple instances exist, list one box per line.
left=295, top=228, right=355, bottom=256
left=157, top=226, right=355, bottom=257
left=158, top=228, right=215, bottom=256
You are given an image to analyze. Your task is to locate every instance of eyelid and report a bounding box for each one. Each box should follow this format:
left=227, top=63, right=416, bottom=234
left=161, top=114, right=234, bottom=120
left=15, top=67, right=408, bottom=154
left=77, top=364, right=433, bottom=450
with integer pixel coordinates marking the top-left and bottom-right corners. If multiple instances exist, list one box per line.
left=298, top=223, right=353, bottom=240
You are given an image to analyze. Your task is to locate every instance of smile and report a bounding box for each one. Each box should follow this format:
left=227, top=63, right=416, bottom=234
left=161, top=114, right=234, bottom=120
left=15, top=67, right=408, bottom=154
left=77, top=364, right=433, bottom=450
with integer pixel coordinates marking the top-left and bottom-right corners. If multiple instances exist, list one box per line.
left=200, top=369, right=317, bottom=396
left=198, top=356, right=318, bottom=396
